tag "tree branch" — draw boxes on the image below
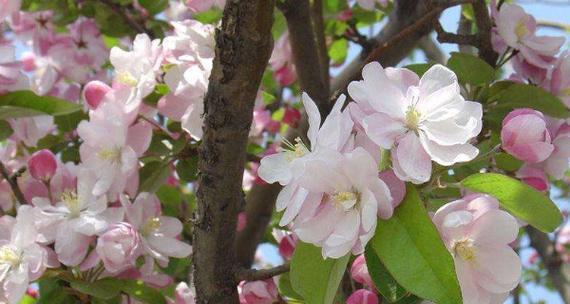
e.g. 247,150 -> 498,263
235,263 -> 290,282
417,36 -> 446,63
96,0 -> 152,37
312,0 -> 330,90
472,0 -> 498,66
279,0 -> 330,117
192,1 -> 275,303
527,227 -> 570,303
0,162 -> 27,205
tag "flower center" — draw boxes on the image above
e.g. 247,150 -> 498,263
332,190 -> 359,211
405,106 -> 421,131
116,71 -> 138,87
283,137 -> 310,162
0,246 -> 20,268
97,147 -> 122,164
61,191 -> 81,217
141,217 -> 161,236
453,239 -> 476,262
515,21 -> 528,40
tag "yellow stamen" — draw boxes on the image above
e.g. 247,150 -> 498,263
0,247 -> 20,267
405,107 -> 421,131
141,217 -> 161,236
515,21 -> 528,40
454,239 -> 476,262
116,71 -> 138,87
61,191 -> 81,217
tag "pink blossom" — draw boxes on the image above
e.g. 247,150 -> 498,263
501,109 -> 554,163
272,229 -> 298,260
32,169 -> 124,266
9,116 -> 55,147
350,255 -> 375,289
433,195 -> 521,304
28,149 -> 57,181
551,51 -> 570,108
9,11 -> 56,56
269,32 -> 297,86
540,119 -> 570,179
96,222 -> 141,273
174,282 -> 195,304
347,289 -> 379,304
556,225 -> 570,262
186,0 -> 226,13
0,45 -> 29,94
378,169 -> 406,208
355,0 -> 388,10
238,279 -> 279,304
515,165 -> 549,192
282,106 -> 302,128
0,0 -> 20,21
83,80 -> 112,110
349,63 -> 482,184
0,206 -> 50,304
121,193 -> 192,266
20,52 -> 35,72
292,148 -> 393,258
494,3 -> 564,68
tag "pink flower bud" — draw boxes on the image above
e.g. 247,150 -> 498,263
21,52 -> 36,72
238,279 -> 279,304
350,255 -> 375,289
83,80 -> 111,110
337,9 -> 353,22
515,165 -> 549,192
175,282 -> 196,304
501,109 -> 554,163
347,289 -> 379,304
278,233 -> 297,260
96,222 -> 140,273
28,149 -> 57,181
282,106 -> 301,128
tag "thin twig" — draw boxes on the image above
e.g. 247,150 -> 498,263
97,0 -> 152,37
0,162 -> 27,204
235,263 -> 290,282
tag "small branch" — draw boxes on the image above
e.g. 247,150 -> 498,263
417,36 -> 446,63
538,20 -> 570,31
97,0 -> 152,37
433,20 -> 479,46
0,162 -> 27,205
235,263 -> 290,282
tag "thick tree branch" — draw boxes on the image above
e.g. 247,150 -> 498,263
235,263 -> 290,282
192,1 -> 275,303
527,227 -> 570,303
0,162 -> 27,205
312,0 -> 330,89
279,0 -> 330,117
472,0 -> 498,66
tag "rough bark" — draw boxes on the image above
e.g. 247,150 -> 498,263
192,1 -> 274,303
527,227 -> 570,303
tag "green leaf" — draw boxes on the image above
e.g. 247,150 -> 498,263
329,39 -> 348,64
0,120 -> 13,140
193,9 -> 223,24
54,111 -> 88,133
493,84 -> 569,118
404,63 -> 435,77
139,161 -> 171,193
364,247 -> 409,302
70,278 -> 124,300
278,273 -> 303,300
290,242 -> 350,304
368,185 -> 462,304
447,52 -> 495,85
19,295 -> 37,304
494,152 -> 523,172
37,279 -> 77,304
138,0 -> 168,15
121,280 -> 167,304
461,173 -> 563,232
176,156 -> 198,182
0,91 -> 82,120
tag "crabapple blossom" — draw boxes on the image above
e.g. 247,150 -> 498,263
238,279 -> 279,304
540,119 -> 570,179
83,80 -> 111,110
9,11 -> 55,55
347,289 -> 379,304
272,229 -> 298,260
493,3 -> 565,67
556,224 -> 570,263
27,149 -> 57,181
31,169 -> 124,266
9,116 -> 55,147
292,148 -> 393,258
501,109 -> 554,163
95,222 -> 141,273
0,0 -> 20,21
0,45 -> 29,93
0,206 -> 51,304
350,254 -> 375,289
269,32 -> 297,86
378,169 -> 406,208
349,62 -> 482,184
433,195 -> 521,304
186,0 -> 226,13
551,51 -> 570,108
515,165 -> 549,192
174,282 -> 196,304
110,34 -> 162,99
120,193 -> 192,266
